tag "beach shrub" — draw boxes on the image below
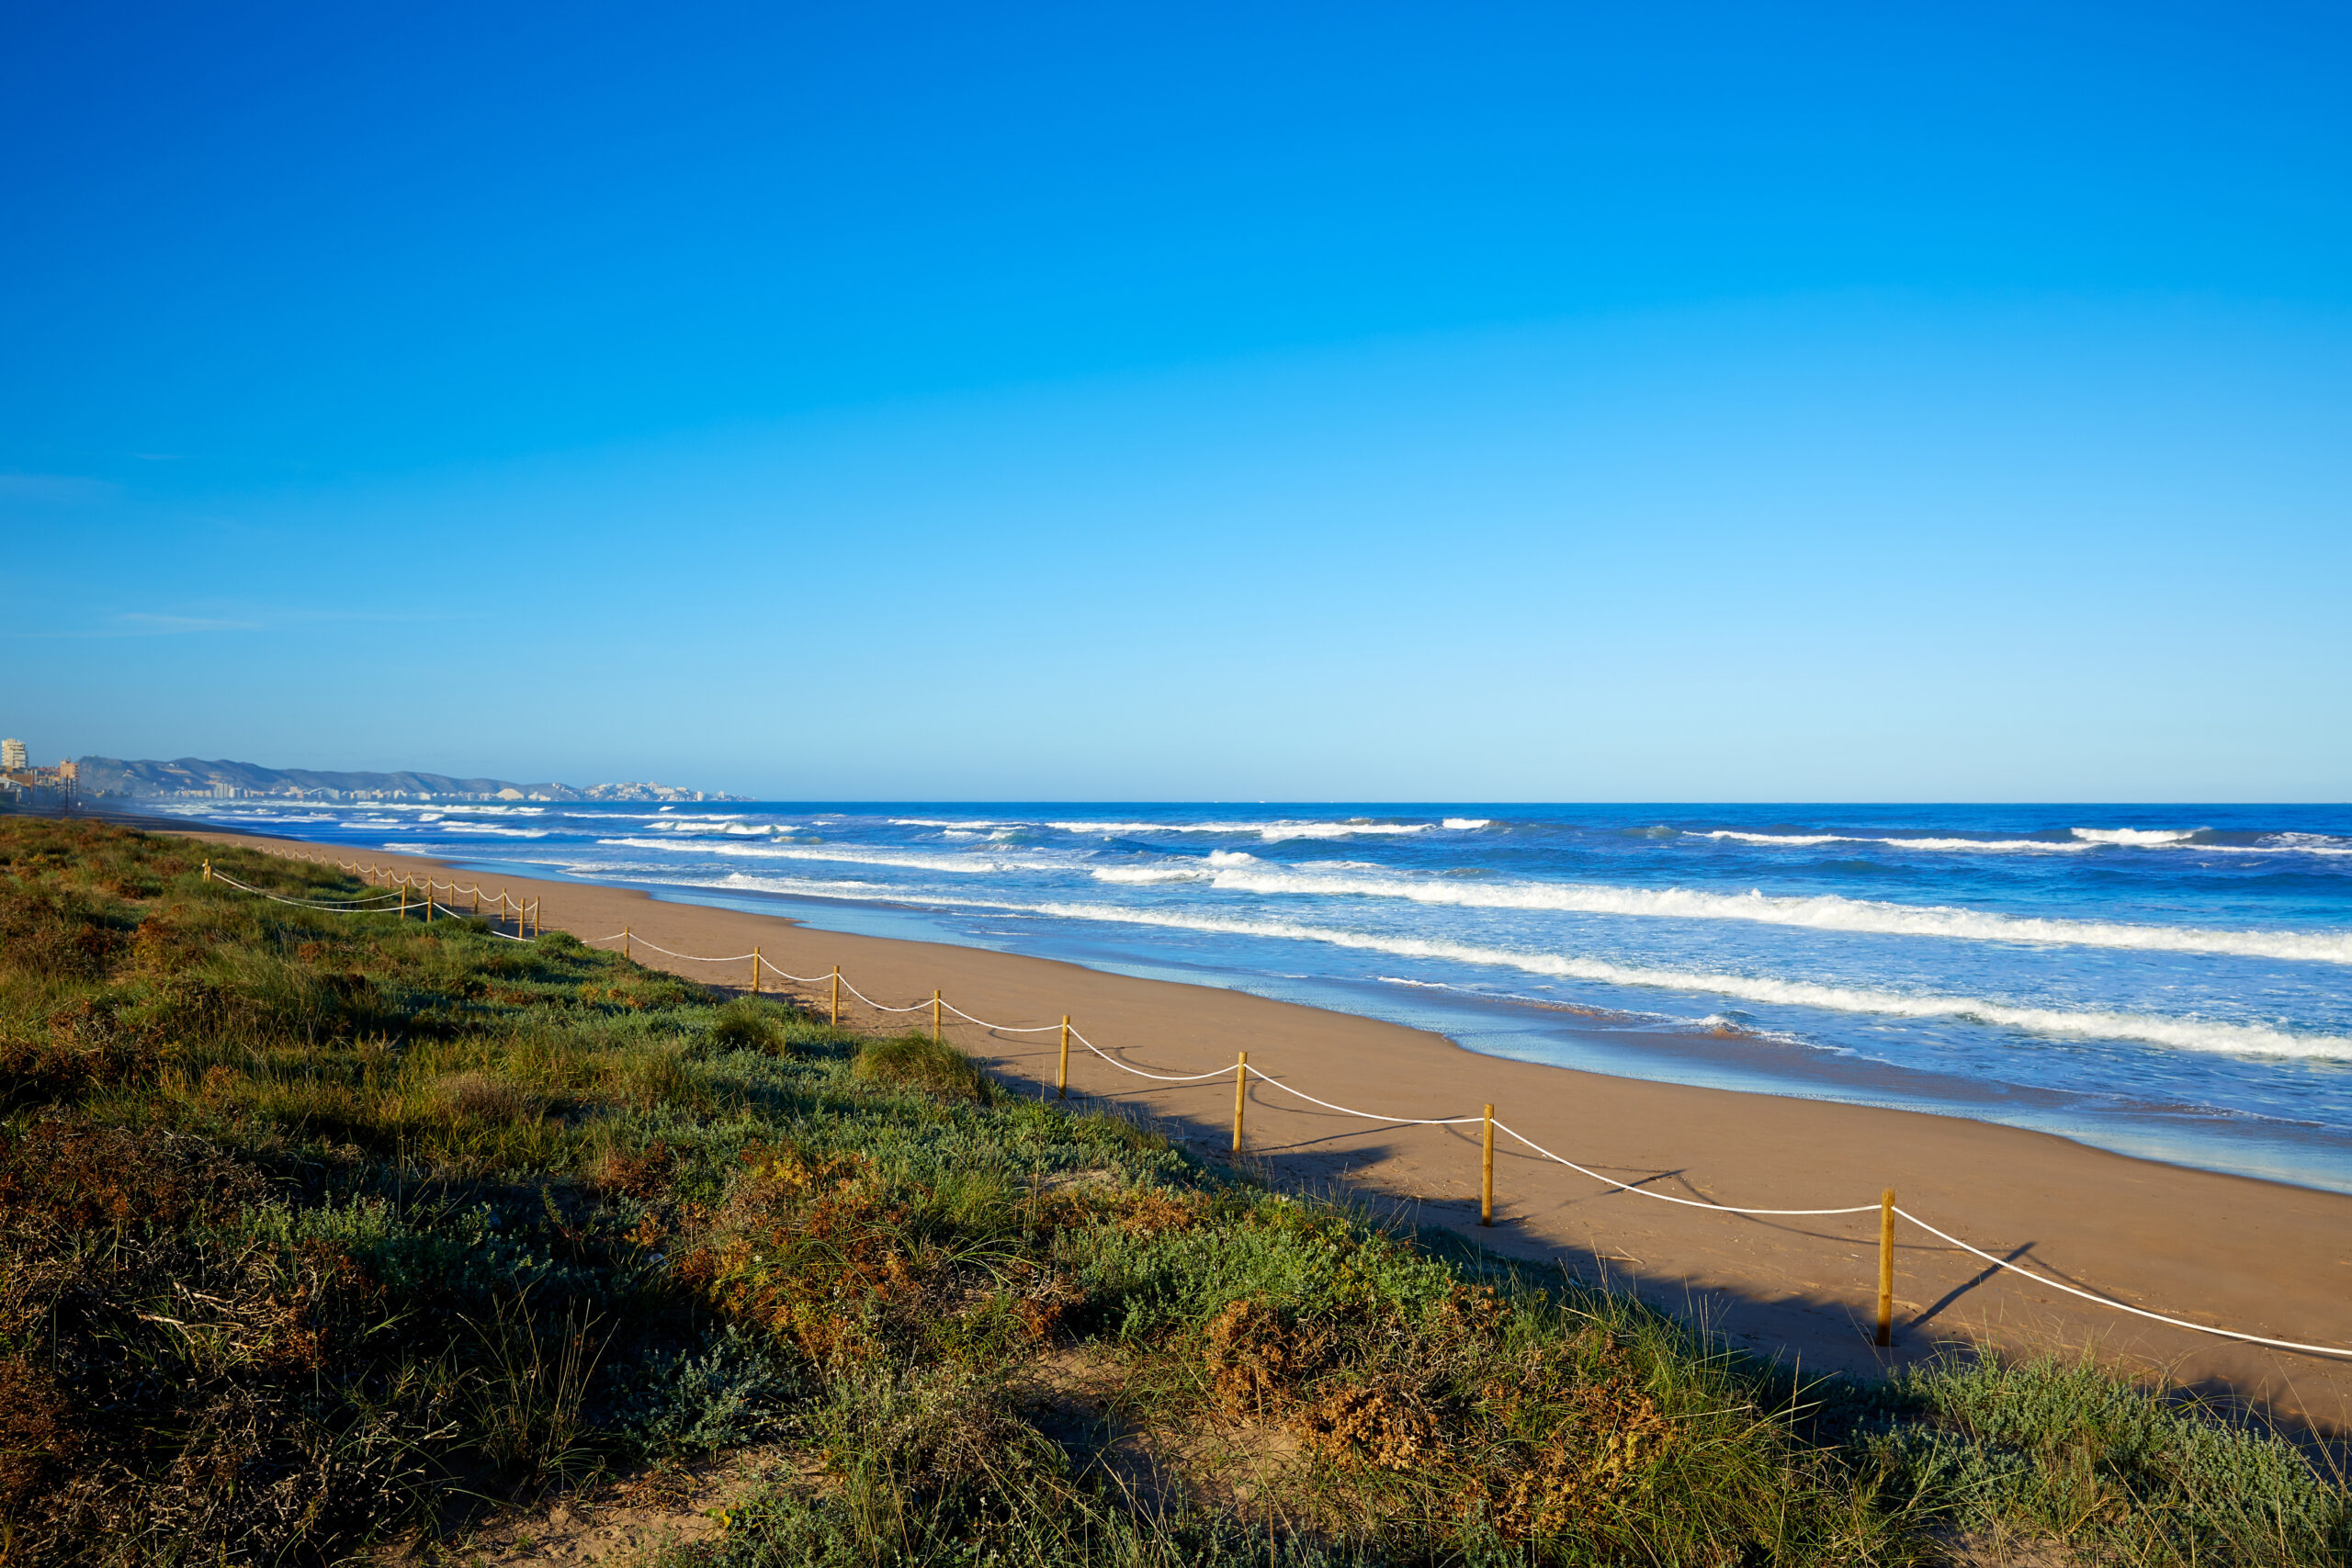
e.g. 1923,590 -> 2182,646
1861,1354 -> 2352,1562
707,995 -> 793,1055
853,1029 -> 990,1101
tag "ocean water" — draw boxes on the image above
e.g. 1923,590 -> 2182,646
162,800 -> 2352,1191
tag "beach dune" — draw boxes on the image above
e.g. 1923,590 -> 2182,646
186,828 -> 2352,1432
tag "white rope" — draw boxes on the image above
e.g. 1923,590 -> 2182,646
617,937 -> 761,963
199,866 -> 2352,1358
1494,1120 -> 1884,1216
938,999 -> 1063,1033
832,974 -> 942,1014
232,857 -> 536,933
212,870 -> 402,906
1243,1067 -> 1486,1125
1893,1208 -> 2352,1358
210,873 -> 407,911
1067,1027 -> 1242,1082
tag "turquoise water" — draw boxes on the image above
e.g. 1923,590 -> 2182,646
169,801 -> 2352,1191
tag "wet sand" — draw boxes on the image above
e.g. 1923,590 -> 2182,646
184,826 -> 2352,1430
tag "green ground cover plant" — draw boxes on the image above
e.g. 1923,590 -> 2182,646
0,816 -> 2343,1565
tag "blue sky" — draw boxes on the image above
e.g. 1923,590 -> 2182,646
5,2 -> 2346,800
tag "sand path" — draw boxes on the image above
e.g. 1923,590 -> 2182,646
183,828 -> 2352,1431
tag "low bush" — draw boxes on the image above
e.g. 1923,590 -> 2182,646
707,996 -> 792,1055
854,1029 -> 990,1101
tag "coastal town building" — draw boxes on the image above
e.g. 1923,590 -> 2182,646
1,745 -> 80,809
66,755 -> 739,805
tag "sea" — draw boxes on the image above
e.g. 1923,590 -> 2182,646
156,800 -> 2352,1193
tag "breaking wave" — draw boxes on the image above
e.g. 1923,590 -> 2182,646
1701,830 -> 2095,852
1100,863 -> 2352,964
1046,818 -> 1435,840
594,838 -> 1056,876
1698,826 -> 2352,857
1024,904 -> 2352,1061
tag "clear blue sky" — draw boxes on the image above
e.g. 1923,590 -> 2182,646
5,2 -> 2346,800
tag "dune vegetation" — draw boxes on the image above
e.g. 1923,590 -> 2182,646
0,815 -> 2344,1566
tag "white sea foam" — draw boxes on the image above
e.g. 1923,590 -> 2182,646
708,871 -> 1032,912
594,838 -> 1070,877
1156,865 -> 2352,964
2164,836 -> 2352,859
1442,818 -> 1492,829
1701,830 -> 2095,852
1698,826 -> 2352,858
1046,819 -> 1434,841
1023,903 -> 2352,1061
715,871 -> 893,897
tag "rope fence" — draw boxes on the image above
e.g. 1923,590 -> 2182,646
206,846 -> 2352,1363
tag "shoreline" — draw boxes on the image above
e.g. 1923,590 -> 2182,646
173,821 -> 2352,1430
610,875 -> 2352,1197
113,798 -> 2352,1199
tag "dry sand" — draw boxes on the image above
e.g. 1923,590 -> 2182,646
182,827 -> 2352,1431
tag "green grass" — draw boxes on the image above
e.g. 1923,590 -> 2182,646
0,817 -> 2344,1565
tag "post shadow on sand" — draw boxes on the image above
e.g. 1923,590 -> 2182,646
1909,1237 -> 2041,1335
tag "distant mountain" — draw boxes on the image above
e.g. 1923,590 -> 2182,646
75,757 -> 738,804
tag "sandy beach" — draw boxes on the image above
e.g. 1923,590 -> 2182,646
182,824 -> 2352,1431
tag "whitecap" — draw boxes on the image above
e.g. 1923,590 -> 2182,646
1090,866 -> 1211,884
1024,903 -> 2352,1061
1045,818 -> 1434,840
1178,864 -> 2352,964
2072,828 -> 2201,846
1701,830 -> 2091,852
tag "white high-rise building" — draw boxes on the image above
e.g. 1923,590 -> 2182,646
0,739 -> 26,771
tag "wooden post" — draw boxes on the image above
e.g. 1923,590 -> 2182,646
529,900 -> 538,938
932,991 -> 942,1043
202,859 -> 211,884
1876,1189 -> 1896,1348
751,947 -> 762,995
425,887 -> 434,923
623,926 -> 631,961
830,966 -> 840,1027
1232,1052 -> 1248,1152
1481,1104 -> 1495,1226
399,885 -> 407,919
1057,1016 -> 1070,1100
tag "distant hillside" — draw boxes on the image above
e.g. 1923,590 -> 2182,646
75,757 -> 736,803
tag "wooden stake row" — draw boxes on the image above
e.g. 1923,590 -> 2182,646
233,851 -> 1914,1348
